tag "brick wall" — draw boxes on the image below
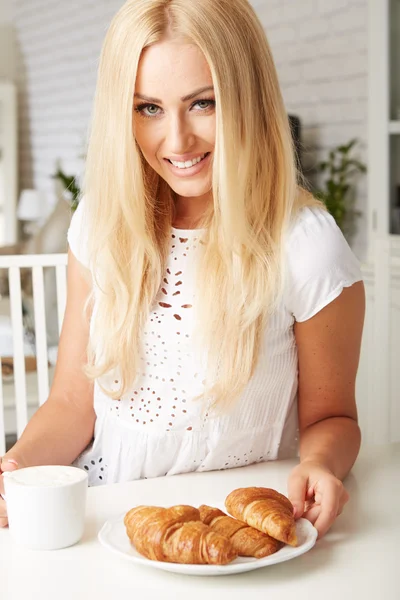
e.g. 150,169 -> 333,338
0,0 -> 15,24
0,0 -> 17,79
12,0 -> 122,216
258,0 -> 368,258
11,0 -> 368,257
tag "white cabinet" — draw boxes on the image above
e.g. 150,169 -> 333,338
360,0 -> 400,444
357,249 -> 400,446
368,0 -> 400,238
390,256 -> 400,441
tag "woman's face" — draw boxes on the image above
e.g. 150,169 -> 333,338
133,40 -> 215,203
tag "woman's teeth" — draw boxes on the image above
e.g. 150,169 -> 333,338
169,154 -> 207,169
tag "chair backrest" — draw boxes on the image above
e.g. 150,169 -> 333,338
0,253 -> 68,455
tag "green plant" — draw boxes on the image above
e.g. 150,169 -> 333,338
52,167 -> 81,212
315,138 -> 367,239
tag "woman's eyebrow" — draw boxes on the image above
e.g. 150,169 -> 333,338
134,86 -> 214,104
180,86 -> 214,102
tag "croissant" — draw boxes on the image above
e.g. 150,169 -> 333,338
199,505 -> 282,558
124,505 -> 238,565
225,487 -> 297,547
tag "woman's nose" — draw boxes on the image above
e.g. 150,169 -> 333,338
166,114 -> 196,154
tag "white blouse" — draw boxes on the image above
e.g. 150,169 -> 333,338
67,204 -> 362,486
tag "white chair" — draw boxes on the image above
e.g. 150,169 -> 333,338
0,253 -> 68,455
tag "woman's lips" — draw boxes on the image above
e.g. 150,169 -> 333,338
163,152 -> 211,178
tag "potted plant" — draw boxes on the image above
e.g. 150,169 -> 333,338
52,167 -> 81,212
315,138 -> 367,242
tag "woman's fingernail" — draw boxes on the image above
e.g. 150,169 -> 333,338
3,459 -> 18,466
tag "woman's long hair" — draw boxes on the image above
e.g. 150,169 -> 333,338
82,0 -> 323,408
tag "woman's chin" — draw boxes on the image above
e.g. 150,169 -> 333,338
166,179 -> 213,200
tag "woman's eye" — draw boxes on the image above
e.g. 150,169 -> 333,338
193,99 -> 215,111
135,104 -> 161,117
135,99 -> 215,118
145,105 -> 160,115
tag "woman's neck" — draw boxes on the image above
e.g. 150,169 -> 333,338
171,214 -> 203,230
172,192 -> 212,229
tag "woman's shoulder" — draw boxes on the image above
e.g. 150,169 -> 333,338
284,205 -> 357,272
286,204 -> 337,244
282,205 -> 362,322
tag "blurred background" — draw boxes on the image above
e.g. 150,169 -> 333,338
0,0 -> 398,450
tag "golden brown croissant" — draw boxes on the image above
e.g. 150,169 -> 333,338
199,505 -> 282,558
225,487 -> 297,547
124,505 -> 238,565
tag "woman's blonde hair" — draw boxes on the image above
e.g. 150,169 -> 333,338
82,0 -> 323,409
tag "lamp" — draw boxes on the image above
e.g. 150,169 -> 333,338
17,189 -> 47,236
17,189 -> 46,222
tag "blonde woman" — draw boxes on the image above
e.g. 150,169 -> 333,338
0,0 -> 365,539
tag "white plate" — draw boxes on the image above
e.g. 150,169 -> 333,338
98,506 -> 318,577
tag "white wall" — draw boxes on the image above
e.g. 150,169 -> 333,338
12,0 -> 123,216
253,0 -> 368,259
0,0 -> 16,80
0,2 -> 17,244
0,0 -> 15,24
12,0 -> 368,257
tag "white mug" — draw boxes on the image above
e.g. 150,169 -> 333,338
3,465 -> 88,550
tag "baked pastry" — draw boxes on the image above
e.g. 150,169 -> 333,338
124,504 -> 238,565
225,487 -> 297,546
199,505 -> 282,558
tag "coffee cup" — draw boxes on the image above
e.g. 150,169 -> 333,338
3,465 -> 88,550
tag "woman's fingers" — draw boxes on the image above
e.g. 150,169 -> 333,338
0,456 -> 20,494
0,467 -> 6,527
287,469 -> 309,519
304,480 -> 348,538
288,461 -> 350,538
0,496 -> 8,528
302,503 -> 321,525
0,498 -> 6,516
0,456 -> 20,528
335,486 -> 349,516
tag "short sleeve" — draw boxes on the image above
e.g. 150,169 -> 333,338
284,206 -> 363,322
67,199 -> 89,268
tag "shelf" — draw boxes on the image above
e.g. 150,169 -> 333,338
389,121 -> 400,134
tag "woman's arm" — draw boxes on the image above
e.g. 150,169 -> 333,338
296,279 -> 365,475
3,249 -> 96,468
288,280 -> 365,536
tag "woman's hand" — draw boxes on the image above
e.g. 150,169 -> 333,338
0,457 -> 20,528
287,460 -> 349,539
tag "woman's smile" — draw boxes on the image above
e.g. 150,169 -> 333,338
163,152 -> 212,178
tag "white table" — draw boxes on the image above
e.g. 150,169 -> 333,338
1,443 -> 399,600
